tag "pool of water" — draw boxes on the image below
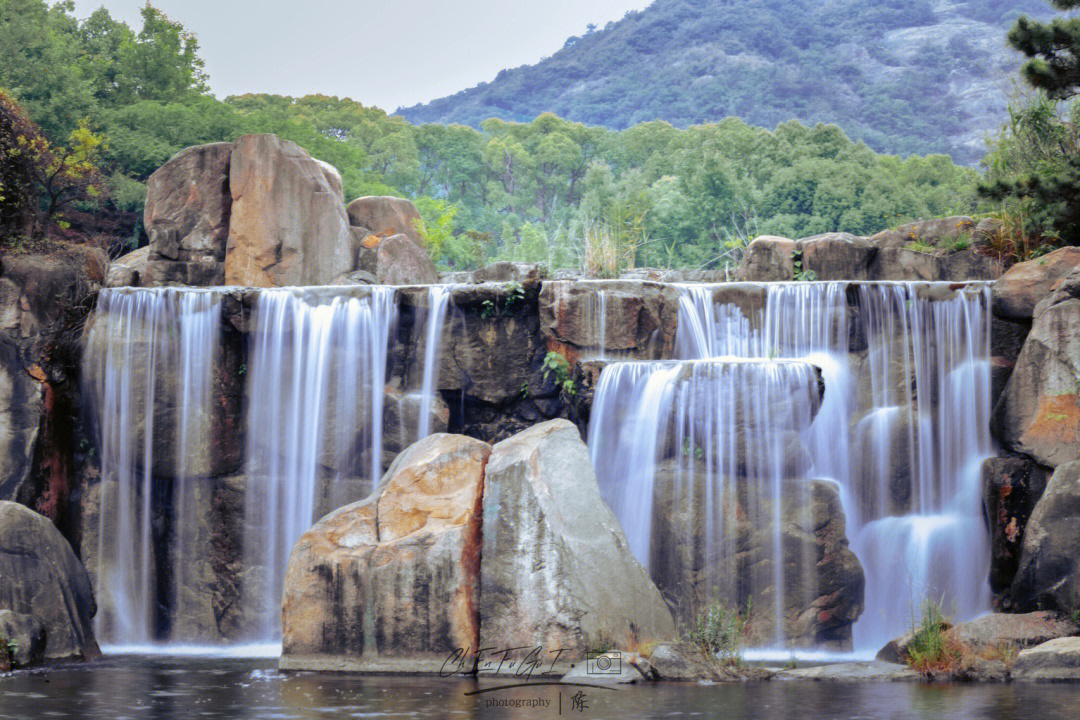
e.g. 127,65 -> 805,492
2,655 -> 1080,719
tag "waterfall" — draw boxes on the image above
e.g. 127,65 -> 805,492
83,288 -> 223,646
241,287 -> 397,640
591,281 -> 993,651
417,286 -> 450,439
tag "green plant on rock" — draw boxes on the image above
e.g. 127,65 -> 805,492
946,232 -> 972,253
542,351 -> 576,396
502,281 -> 525,315
480,299 -> 496,319
790,249 -> 817,282
684,595 -> 751,669
905,240 -> 938,254
905,596 -> 963,677
520,381 -> 529,399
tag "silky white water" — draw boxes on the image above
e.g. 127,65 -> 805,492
590,281 -> 993,651
417,286 -> 450,439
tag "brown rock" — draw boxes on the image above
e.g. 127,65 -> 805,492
798,232 -> 876,280
994,247 -> 1080,320
224,134 -> 352,287
370,233 -> 438,285
346,196 -> 426,248
280,434 -> 490,672
105,246 -> 151,288
737,235 -> 796,281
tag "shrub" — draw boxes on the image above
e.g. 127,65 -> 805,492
684,597 -> 751,668
905,597 -> 964,676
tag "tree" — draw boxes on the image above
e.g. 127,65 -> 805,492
0,91 -> 39,240
20,119 -> 106,239
1009,0 -> 1080,98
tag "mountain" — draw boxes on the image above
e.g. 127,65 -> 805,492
398,0 -> 1051,164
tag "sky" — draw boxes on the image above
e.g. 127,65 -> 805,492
67,0 -> 653,112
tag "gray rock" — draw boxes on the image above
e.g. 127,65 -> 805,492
0,501 -> 100,661
105,245 -> 151,288
994,247 -> 1080,320
0,609 -> 45,668
369,233 -> 439,285
798,232 -> 875,280
471,261 -> 548,284
648,641 -> 716,681
1013,637 -> 1080,681
1010,462 -> 1080,612
479,420 -> 676,659
737,236 -> 796,281
982,458 -> 1050,594
561,652 -> 648,684
777,661 -> 920,681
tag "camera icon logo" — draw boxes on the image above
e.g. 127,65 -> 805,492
586,651 -> 622,675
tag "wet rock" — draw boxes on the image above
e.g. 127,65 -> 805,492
651,466 -> 864,649
737,236 -> 796,281
381,385 -> 450,466
776,660 -> 920,681
798,232 -> 875,280
995,290 -> 1080,468
281,434 -> 490,672
0,501 -> 100,661
1010,461 -> 1080,612
224,134 -> 352,287
982,457 -> 1050,594
1013,637 -> 1080,681
143,142 -> 232,287
0,609 -> 45,668
346,196 -> 425,248
994,247 -> 1080,320
479,420 -> 676,659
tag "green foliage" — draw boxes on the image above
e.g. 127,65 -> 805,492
684,596 -> 751,668
1009,0 -> 1080,99
479,299 -> 496,319
541,351 -> 576,396
502,281 -> 525,314
906,597 -> 963,676
790,248 -> 817,281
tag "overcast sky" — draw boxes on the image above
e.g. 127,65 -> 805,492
67,0 -> 652,112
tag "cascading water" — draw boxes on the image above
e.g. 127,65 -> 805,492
590,280 -> 993,652
417,285 -> 450,439
241,287 -> 397,640
83,288 -> 223,646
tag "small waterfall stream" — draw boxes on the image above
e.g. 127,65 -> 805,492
417,286 -> 450,439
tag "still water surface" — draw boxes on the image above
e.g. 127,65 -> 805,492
2,656 -> 1079,719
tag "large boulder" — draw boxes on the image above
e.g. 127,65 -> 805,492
281,434 -> 490,672
1013,637 -> 1080,681
479,420 -> 676,659
224,134 -> 352,287
995,280 -> 1080,468
0,609 -> 45,668
143,142 -> 232,286
0,501 -> 100,661
798,232 -> 876,280
736,236 -> 796,281
105,245 -> 151,288
877,611 -> 1077,664
358,233 -> 438,285
982,457 -> 1050,595
346,196 -> 426,248
470,261 -> 548,285
1010,461 -> 1080,612
994,247 -> 1080,320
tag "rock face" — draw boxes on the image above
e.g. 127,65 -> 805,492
1010,461 -> 1080,612
224,134 -> 352,287
996,280 -> 1080,468
0,609 -> 45,668
105,245 -> 151,288
346,196 -> 426,248
0,501 -> 100,662
479,420 -> 675,657
143,143 -> 232,286
1013,637 -> 1080,681
737,236 -> 796,281
359,233 -> 439,286
982,457 -> 1049,595
799,232 -> 875,281
994,247 -> 1080,320
281,434 -> 490,672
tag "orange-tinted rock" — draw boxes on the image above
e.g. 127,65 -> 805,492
281,434 -> 490,672
346,196 -> 426,248
994,247 -> 1080,320
369,233 -> 439,285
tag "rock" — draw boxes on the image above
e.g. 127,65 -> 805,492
995,291 -> 1080,468
539,280 -> 678,359
479,420 -> 676,658
143,142 -> 232,287
105,245 -> 151,288
869,247 -> 1002,281
381,385 -> 450,468
367,233 -> 439,285
1014,637 -> 1080,680
314,159 -> 344,201
331,269 -> 379,286
561,651 -> 649,684
280,434 -> 490,672
798,232 -> 875,280
776,661 -> 920,682
994,247 -> 1080,320
951,612 -> 1078,653
982,457 -> 1050,594
346,196 -> 426,248
1010,461 -> 1080,612
0,501 -> 100,661
652,465 -> 864,648
0,609 -> 45,668
737,236 -> 796,281
648,641 -> 717,681
470,261 -> 548,284
224,134 -> 352,287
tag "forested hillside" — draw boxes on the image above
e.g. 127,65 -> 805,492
400,0 -> 1050,164
0,0 -> 1019,274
